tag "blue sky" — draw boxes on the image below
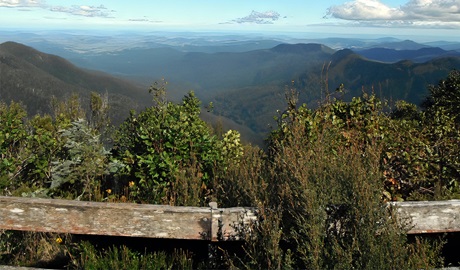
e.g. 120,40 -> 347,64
1,0 -> 460,40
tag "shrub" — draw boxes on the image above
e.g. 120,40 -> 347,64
72,242 -> 194,270
231,91 -> 443,269
112,88 -> 242,206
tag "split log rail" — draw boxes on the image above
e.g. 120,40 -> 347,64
391,200 -> 460,234
0,196 -> 255,241
1,196 -> 460,240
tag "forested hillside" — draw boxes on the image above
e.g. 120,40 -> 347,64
354,47 -> 460,63
213,48 -> 460,134
67,43 -> 335,96
3,41 -> 460,143
0,41 -> 151,125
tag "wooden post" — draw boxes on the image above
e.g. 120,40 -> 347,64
210,202 -> 257,241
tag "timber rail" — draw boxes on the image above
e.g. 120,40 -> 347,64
391,200 -> 460,234
1,196 -> 460,240
0,196 -> 256,241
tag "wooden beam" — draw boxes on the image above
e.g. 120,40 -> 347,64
2,196 -> 459,239
392,200 -> 460,234
0,196 -> 256,241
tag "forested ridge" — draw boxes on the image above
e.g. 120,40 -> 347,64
1,70 -> 460,268
0,41 -> 152,126
4,41 -> 460,143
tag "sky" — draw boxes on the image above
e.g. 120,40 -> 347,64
1,0 -> 460,40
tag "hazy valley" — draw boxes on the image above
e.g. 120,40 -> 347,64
2,30 -> 460,145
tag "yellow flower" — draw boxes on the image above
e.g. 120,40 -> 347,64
129,181 -> 135,187
56,237 -> 63,244
106,189 -> 112,194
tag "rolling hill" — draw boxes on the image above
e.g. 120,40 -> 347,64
367,40 -> 431,50
0,41 -> 152,125
0,41 -> 264,144
354,47 -> 460,63
67,43 -> 335,100
2,41 -> 460,146
212,47 -> 460,135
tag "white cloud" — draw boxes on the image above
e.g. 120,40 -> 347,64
327,0 -> 404,20
232,10 -> 281,24
402,0 -> 460,21
128,16 -> 162,23
0,0 -> 42,7
50,4 -> 113,18
0,0 -> 114,18
326,0 -> 460,28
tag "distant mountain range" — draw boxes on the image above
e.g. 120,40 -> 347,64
66,40 -> 460,135
368,40 -> 431,50
0,41 -> 263,144
211,46 -> 460,135
354,46 -> 460,63
1,40 -> 460,145
64,43 -> 335,99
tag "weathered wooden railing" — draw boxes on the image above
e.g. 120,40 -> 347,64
391,200 -> 460,234
1,196 -> 460,240
0,196 -> 256,241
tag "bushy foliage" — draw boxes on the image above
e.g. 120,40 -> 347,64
384,70 -> 460,200
217,144 -> 267,207
423,70 -> 460,125
0,101 -> 29,191
232,90 -> 443,269
112,86 -> 242,205
72,242 -> 195,270
49,118 -> 111,200
4,71 -> 460,268
0,93 -> 112,199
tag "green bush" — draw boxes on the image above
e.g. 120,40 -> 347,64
0,231 -> 69,268
230,91 -> 443,269
3,74 -> 458,268
385,70 -> 460,200
112,89 -> 242,206
0,101 -> 29,192
73,242 -> 194,270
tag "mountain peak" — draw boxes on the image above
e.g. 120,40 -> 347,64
374,40 -> 431,50
331,49 -> 358,61
1,41 -> 41,55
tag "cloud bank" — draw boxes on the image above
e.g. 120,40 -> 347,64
0,0 -> 115,18
231,10 -> 281,24
0,0 -> 41,7
128,17 -> 162,23
326,0 -> 460,28
50,5 -> 113,18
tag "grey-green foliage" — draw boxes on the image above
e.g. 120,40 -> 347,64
50,118 -> 109,199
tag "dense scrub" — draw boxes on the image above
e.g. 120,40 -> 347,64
1,71 -> 460,268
